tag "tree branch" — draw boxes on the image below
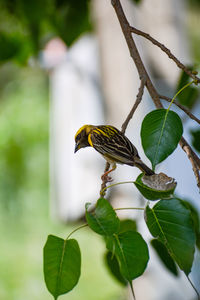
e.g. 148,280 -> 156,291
121,78 -> 146,134
179,136 -> 200,169
111,0 -> 200,187
159,94 -> 200,125
129,26 -> 200,84
111,0 -> 162,109
183,146 -> 200,188
100,78 -> 146,196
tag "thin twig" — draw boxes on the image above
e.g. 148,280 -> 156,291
179,136 -> 200,169
100,79 -> 146,195
115,207 -> 144,211
121,78 -> 146,134
159,94 -> 200,125
111,0 -> 200,188
66,224 -> 88,240
183,146 -> 200,188
101,180 -> 135,196
111,0 -> 162,109
129,25 -> 200,84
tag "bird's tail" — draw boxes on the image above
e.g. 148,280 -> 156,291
134,157 -> 155,176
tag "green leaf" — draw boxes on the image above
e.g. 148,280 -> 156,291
176,66 -> 192,90
0,33 -> 21,62
134,173 -> 176,200
118,219 -> 137,233
52,0 -> 92,46
190,129 -> 200,153
17,0 -> 51,52
0,0 -> 92,62
151,239 -> 178,276
19,0 -> 49,24
85,198 -> 120,235
176,68 -> 199,108
107,231 -> 149,281
183,201 -> 200,250
177,87 -> 198,109
141,109 -> 183,169
105,235 -> 115,253
43,235 -> 81,299
131,0 -> 142,4
104,251 -> 127,286
145,199 -> 196,275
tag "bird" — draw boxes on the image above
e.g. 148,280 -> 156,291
74,124 -> 154,180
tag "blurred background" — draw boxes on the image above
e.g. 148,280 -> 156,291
0,0 -> 200,299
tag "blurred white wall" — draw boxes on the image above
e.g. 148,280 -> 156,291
42,36 -> 104,221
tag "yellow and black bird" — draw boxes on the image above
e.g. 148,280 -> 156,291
74,125 -> 154,179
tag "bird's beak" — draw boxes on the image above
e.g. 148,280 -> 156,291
74,143 -> 80,153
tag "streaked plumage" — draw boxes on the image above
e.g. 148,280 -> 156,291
74,125 -> 154,176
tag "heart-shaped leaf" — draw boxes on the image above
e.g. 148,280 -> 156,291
151,239 -> 178,276
43,235 -> 81,299
145,198 -> 196,275
85,198 -> 120,235
53,0 -> 92,46
183,200 -> 200,249
107,231 -> 149,282
104,251 -> 127,286
141,109 -> 183,169
118,219 -> 137,233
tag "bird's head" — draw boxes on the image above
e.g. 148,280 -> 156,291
74,125 -> 94,153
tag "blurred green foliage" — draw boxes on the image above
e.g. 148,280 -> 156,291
0,0 -> 92,63
0,65 -> 49,299
0,66 -> 124,300
187,2 -> 200,63
0,66 -> 49,212
0,33 -> 22,61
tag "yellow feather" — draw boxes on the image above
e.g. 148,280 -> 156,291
93,128 -> 109,137
88,133 -> 93,147
107,126 -> 118,133
74,124 -> 94,139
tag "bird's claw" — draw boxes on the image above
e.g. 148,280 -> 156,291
101,174 -> 113,182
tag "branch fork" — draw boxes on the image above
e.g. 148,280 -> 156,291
109,0 -> 200,190
100,0 -> 200,195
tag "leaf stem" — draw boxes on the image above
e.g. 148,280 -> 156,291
101,181 -> 134,196
167,80 -> 194,111
66,224 -> 88,240
115,207 -> 144,211
129,281 -> 136,300
186,275 -> 200,299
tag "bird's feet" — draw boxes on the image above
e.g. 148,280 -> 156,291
101,173 -> 113,182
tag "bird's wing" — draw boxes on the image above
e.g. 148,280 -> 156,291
89,131 -> 136,165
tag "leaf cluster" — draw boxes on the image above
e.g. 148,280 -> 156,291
0,0 -> 92,64
43,196 -> 198,299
